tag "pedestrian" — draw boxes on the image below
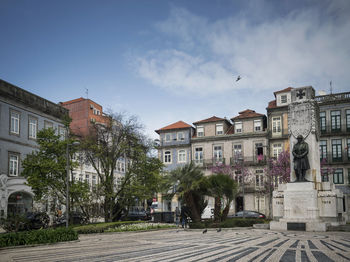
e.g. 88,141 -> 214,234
175,207 -> 180,227
180,205 -> 188,228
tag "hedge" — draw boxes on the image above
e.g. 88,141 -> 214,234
74,221 -> 146,234
0,227 -> 78,248
189,218 -> 268,229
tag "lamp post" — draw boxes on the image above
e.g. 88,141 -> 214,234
66,141 -> 80,228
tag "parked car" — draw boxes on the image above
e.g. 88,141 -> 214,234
228,210 -> 266,219
53,211 -> 88,227
25,212 -> 50,230
122,207 -> 149,221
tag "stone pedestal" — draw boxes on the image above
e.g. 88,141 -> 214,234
270,86 -> 345,232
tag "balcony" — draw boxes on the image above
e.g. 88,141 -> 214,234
315,92 -> 350,103
192,158 -> 226,167
320,151 -> 350,165
320,123 -> 350,136
230,156 -> 267,166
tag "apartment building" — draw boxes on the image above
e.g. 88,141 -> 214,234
0,79 -> 68,219
154,121 -> 194,211
156,88 -> 350,218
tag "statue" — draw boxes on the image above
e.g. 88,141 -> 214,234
292,135 -> 310,182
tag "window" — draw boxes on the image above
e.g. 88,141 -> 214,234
233,144 -> 242,159
321,172 -> 329,182
28,117 -> 38,139
273,143 -> 282,158
177,132 -> 184,141
44,121 -> 53,129
197,126 -> 204,137
164,151 -> 171,163
93,108 -> 100,115
255,196 -> 265,212
235,122 -> 242,133
320,112 -> 326,133
178,149 -> 186,163
10,110 -> 20,135
332,139 -> 342,162
255,143 -> 263,160
79,174 -> 83,182
281,95 -> 287,104
235,170 -> 242,184
9,153 -> 19,176
272,117 -> 281,134
254,120 -> 261,132
319,140 -> 327,160
347,139 -> 350,160
92,175 -> 97,186
195,147 -> 203,164
213,145 -> 223,161
117,161 -> 125,172
85,174 -> 90,183
348,169 -> 350,186
347,110 -> 350,131
255,170 -> 264,188
165,134 -> 171,142
331,110 -> 341,132
58,126 -> 66,139
333,169 -> 344,184
216,124 -> 223,135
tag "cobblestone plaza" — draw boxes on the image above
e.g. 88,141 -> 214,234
1,229 -> 349,261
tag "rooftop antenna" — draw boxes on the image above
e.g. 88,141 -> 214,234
329,81 -> 333,94
85,88 -> 89,99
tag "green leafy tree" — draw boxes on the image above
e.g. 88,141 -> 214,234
168,163 -> 208,223
22,128 -> 90,219
80,112 -> 164,222
208,165 -> 238,222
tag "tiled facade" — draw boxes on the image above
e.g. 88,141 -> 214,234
156,88 -> 350,219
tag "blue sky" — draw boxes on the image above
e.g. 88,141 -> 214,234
1,0 -> 349,139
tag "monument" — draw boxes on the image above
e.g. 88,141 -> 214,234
270,86 -> 344,232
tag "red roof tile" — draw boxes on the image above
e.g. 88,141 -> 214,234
231,109 -> 265,120
267,100 -> 277,109
193,116 -> 229,125
274,87 -> 293,97
60,97 -> 85,105
155,121 -> 192,134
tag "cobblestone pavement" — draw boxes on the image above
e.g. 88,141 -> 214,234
1,229 -> 350,262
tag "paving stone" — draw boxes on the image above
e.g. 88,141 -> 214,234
0,229 -> 350,261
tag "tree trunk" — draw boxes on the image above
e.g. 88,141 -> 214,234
184,191 -> 201,223
214,196 -> 221,222
221,201 -> 231,221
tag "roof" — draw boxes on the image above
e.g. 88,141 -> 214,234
60,97 -> 85,105
267,100 -> 277,109
231,109 -> 265,121
273,87 -> 293,97
193,116 -> 230,125
155,121 -> 192,134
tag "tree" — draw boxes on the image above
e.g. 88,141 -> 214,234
206,167 -> 238,222
265,150 -> 290,218
168,163 -> 208,223
80,112 -> 164,222
22,128 -> 90,219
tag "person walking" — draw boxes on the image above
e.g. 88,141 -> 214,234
175,207 -> 180,227
180,205 -> 188,228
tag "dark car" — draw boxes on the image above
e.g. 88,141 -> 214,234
25,212 -> 50,229
229,210 -> 266,219
122,207 -> 149,221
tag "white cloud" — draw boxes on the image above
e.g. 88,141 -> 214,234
135,1 -> 350,95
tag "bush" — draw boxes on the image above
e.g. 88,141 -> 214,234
74,221 -> 146,234
0,227 -> 78,248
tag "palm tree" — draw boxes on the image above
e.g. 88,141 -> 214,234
169,163 -> 207,223
206,173 -> 238,222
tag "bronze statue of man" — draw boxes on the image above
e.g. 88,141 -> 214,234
292,135 -> 310,182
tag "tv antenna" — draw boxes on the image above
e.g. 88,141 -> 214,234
85,88 -> 89,99
329,81 -> 333,94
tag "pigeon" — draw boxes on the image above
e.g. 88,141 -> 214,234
202,229 -> 207,234
217,228 -> 221,232
236,75 -> 241,82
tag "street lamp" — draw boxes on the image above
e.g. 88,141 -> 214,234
66,141 -> 80,228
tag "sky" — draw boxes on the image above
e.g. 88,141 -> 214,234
1,0 -> 349,140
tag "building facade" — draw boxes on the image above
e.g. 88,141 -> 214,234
155,88 -> 350,218
0,79 -> 68,219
